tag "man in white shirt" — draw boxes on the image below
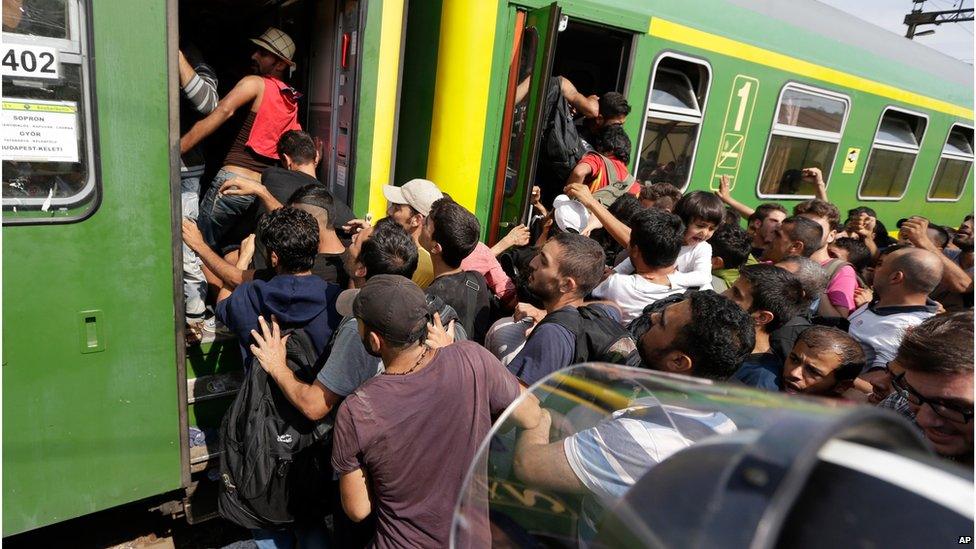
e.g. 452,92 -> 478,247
849,247 -> 943,374
591,208 -> 689,323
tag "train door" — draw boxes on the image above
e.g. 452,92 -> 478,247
488,3 -> 562,242
488,6 -> 634,242
306,0 -> 363,207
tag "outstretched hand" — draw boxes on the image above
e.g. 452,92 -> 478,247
714,174 -> 732,202
249,315 -> 289,375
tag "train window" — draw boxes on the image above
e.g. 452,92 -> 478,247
859,108 -> 927,200
635,55 -> 711,191
758,84 -> 849,198
927,124 -> 973,202
2,0 -> 98,223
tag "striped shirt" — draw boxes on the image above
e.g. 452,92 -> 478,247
564,399 -> 737,504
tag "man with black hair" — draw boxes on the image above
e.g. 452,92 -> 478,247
216,130 -> 355,237
420,198 -> 493,343
709,223 -> 753,292
793,198 -> 858,319
591,208 -> 688,323
507,233 -> 640,385
714,175 -> 787,260
782,326 -> 864,397
215,207 -> 341,362
182,183 -> 350,291
723,264 -> 806,390
248,217 -> 470,426
761,215 -> 823,263
828,237 -> 871,280
577,91 -> 631,150
513,290 -> 753,511
317,275 -> 542,547
566,125 -> 639,196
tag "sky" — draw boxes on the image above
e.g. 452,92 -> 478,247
817,0 -> 974,63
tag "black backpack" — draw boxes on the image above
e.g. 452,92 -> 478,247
535,305 -> 642,367
543,77 -> 585,182
218,328 -> 334,529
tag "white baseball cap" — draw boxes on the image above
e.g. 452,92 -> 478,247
382,179 -> 444,217
552,194 -> 590,234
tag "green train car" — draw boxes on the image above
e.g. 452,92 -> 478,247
2,0 -> 973,538
393,0 -> 973,241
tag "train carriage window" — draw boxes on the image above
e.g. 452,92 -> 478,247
2,0 -> 98,223
858,108 -> 927,200
927,124 -> 973,202
758,84 -> 849,198
635,55 -> 711,191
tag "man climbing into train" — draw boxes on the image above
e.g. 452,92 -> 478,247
180,27 -> 303,257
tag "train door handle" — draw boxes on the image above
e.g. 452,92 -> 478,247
78,310 -> 105,353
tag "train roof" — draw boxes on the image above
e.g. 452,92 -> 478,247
540,0 -> 974,115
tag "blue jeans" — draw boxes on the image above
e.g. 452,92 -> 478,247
181,174 -> 207,319
198,168 -> 259,253
251,524 -> 330,549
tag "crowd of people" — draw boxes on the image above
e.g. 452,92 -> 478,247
176,26 -> 973,549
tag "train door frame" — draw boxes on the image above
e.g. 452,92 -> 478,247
487,3 -> 637,242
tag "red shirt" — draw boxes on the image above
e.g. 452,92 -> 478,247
579,152 -> 640,195
246,77 -> 302,159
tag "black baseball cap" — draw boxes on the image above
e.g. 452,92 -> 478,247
352,274 -> 429,344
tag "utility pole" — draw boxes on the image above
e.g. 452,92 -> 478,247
905,0 -> 974,39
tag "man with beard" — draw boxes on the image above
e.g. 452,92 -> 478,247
929,214 -> 974,311
506,233 -> 640,386
182,28 -> 303,253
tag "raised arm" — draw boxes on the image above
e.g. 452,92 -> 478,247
179,50 -> 218,115
714,175 -> 754,220
559,76 -> 599,118
180,75 -> 262,154
564,182 -> 631,248
182,219 -> 249,289
903,217 -> 974,294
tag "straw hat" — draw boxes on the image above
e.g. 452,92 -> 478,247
250,27 -> 296,66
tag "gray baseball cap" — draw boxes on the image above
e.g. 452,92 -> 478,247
382,179 -> 444,217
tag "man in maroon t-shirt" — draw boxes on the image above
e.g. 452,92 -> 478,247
330,275 -> 542,548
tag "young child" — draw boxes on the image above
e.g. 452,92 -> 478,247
612,191 -> 723,290
667,191 -> 725,289
781,326 -> 865,397
708,222 -> 754,292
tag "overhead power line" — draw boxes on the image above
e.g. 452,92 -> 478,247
905,0 -> 975,38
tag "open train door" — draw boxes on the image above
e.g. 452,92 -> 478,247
488,3 -> 562,243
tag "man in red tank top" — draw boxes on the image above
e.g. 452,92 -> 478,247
181,28 -> 303,255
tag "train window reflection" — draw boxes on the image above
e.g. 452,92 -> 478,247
503,26 -> 539,198
758,84 -> 849,198
928,124 -> 974,202
2,0 -> 98,223
859,108 -> 927,200
636,55 -> 711,191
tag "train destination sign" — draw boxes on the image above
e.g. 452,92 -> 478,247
1,99 -> 80,163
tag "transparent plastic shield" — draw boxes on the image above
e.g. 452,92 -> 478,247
450,364 -> 854,548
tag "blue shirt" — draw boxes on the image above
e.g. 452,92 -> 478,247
731,352 -> 782,391
216,273 -> 341,361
